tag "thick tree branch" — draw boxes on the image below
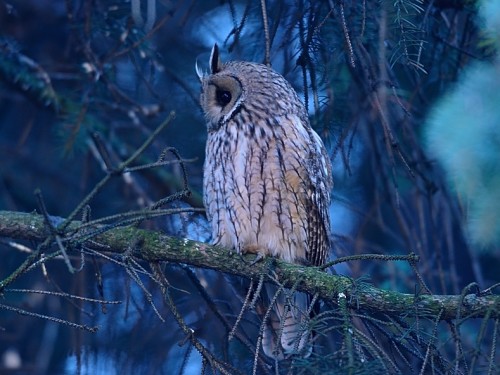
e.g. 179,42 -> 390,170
0,210 -> 499,320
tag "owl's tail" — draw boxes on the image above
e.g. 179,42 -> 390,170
261,284 -> 312,359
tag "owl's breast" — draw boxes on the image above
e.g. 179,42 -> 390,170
203,119 -> 310,263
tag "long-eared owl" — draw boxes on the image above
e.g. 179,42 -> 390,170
198,44 -> 333,358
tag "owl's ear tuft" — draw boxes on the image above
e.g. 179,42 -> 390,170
195,59 -> 204,82
210,43 -> 222,74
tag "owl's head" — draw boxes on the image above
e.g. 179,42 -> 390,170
197,44 -> 305,131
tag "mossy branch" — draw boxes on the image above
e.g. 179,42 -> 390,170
1,210 -> 499,320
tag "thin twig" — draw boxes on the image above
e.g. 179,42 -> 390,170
0,303 -> 98,332
61,111 -> 176,231
260,0 -> 271,66
321,252 -> 419,270
150,262 -> 241,375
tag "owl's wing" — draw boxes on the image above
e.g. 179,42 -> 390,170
282,114 -> 333,267
304,124 -> 333,266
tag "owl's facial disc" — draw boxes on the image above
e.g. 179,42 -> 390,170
202,75 -> 243,130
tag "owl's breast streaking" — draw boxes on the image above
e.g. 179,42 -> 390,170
203,108 -> 328,265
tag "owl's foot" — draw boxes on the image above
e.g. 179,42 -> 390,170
240,244 -> 266,265
249,252 -> 265,265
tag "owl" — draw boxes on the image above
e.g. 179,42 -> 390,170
198,44 -> 333,358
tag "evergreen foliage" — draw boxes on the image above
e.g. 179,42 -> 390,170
426,0 -> 500,250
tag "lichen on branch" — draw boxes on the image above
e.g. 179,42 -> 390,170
1,210 -> 498,321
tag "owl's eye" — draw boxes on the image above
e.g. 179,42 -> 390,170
216,89 -> 232,106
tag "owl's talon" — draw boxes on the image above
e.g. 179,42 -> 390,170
237,252 -> 248,263
249,252 -> 265,265
239,245 -> 266,265
239,252 -> 265,265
